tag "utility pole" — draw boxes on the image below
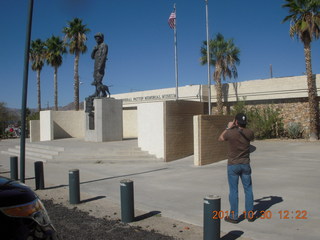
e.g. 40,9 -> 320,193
205,0 -> 211,114
20,0 -> 34,183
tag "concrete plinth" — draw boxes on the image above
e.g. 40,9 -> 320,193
85,98 -> 123,142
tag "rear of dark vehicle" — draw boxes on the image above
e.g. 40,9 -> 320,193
0,177 -> 59,239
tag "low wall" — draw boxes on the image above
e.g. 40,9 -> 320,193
138,102 -> 165,158
40,111 -> 53,141
194,115 -> 233,166
164,101 -> 205,162
53,111 -> 85,139
138,100 -> 205,161
40,110 -> 85,141
123,107 -> 137,139
30,120 -> 40,142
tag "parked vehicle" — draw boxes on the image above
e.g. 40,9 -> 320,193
0,176 -> 59,239
4,125 -> 21,138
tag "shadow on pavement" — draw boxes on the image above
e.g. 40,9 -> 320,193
134,211 -> 162,221
42,168 -> 168,190
221,230 -> 244,240
238,195 -> 283,222
44,184 -> 68,190
80,168 -> 168,185
81,195 -> 106,204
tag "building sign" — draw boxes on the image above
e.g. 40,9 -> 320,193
121,94 -> 176,103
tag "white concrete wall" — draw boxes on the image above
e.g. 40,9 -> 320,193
193,116 -> 200,166
138,102 -> 165,159
40,111 -> 53,141
123,108 -> 137,139
29,120 -> 40,142
40,110 -> 85,141
52,111 -> 85,139
85,98 -> 123,142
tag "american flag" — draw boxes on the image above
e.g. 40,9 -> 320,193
168,11 -> 176,29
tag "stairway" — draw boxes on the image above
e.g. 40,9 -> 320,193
1,139 -> 161,163
1,143 -> 64,163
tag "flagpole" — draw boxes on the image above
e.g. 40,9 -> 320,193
174,3 -> 179,100
205,0 -> 211,114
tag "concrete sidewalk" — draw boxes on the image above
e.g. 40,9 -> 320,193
0,138 -> 319,240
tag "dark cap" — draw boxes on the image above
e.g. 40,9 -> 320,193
94,32 -> 104,40
235,113 -> 247,125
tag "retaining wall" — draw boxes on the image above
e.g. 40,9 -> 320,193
193,115 -> 233,166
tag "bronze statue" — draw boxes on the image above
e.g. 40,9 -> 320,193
85,32 -> 110,117
90,32 -> 110,98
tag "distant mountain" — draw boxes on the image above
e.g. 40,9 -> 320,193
59,101 -> 84,111
8,101 -> 84,114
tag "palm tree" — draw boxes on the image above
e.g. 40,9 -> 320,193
62,18 -> 90,111
45,35 -> 67,111
200,33 -> 240,115
282,0 -> 320,140
30,39 -> 46,112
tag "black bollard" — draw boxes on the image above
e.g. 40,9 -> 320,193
203,195 -> 221,240
34,161 -> 45,190
69,169 -> 80,204
120,179 -> 134,223
10,156 -> 18,180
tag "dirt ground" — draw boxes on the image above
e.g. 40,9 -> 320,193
35,184 -> 203,240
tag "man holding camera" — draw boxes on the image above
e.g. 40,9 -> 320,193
218,113 -> 255,223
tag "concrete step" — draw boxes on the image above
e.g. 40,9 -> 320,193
57,152 -> 160,162
112,150 -> 152,157
1,150 -> 48,163
25,143 -> 64,152
15,146 -> 60,156
1,139 -> 160,164
1,143 -> 65,163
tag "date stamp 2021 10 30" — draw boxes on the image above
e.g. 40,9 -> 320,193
212,210 -> 309,220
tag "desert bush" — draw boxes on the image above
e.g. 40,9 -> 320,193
246,106 -> 284,139
286,122 -> 303,139
230,102 -> 284,139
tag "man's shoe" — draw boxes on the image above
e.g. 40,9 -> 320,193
224,216 -> 239,224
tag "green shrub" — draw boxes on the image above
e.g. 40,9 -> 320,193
286,122 -> 303,139
230,99 -> 246,116
230,102 -> 284,139
246,106 -> 284,139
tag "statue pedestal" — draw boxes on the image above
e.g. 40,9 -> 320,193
85,98 -> 123,142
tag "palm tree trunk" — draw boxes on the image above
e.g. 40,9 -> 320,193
214,67 -> 223,115
37,70 -> 41,112
216,80 -> 223,115
304,41 -> 319,140
54,66 -> 58,111
74,51 -> 80,111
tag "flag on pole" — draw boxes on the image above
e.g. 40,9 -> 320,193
168,4 -> 179,100
168,11 -> 176,29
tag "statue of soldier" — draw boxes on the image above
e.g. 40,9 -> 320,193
90,32 -> 110,97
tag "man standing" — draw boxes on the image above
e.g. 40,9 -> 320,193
218,113 -> 255,223
91,32 -> 108,97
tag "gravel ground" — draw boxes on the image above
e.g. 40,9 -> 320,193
43,199 -> 177,240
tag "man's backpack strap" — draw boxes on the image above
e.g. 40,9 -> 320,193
238,128 -> 251,142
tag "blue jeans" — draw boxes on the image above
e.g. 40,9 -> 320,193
227,164 -> 254,220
